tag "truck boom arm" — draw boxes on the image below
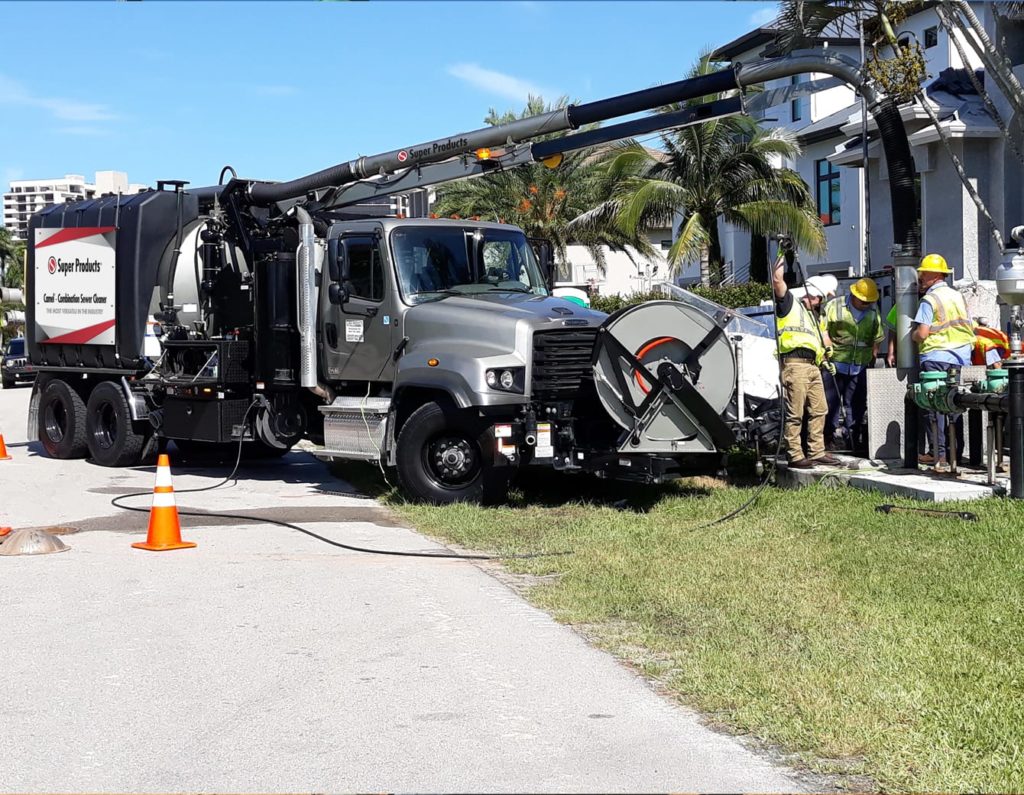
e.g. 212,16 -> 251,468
244,68 -> 741,206
319,96 -> 744,211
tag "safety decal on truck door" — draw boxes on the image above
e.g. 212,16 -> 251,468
345,319 -> 364,343
34,226 -> 117,345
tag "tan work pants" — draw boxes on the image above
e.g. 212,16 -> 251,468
781,358 -> 827,462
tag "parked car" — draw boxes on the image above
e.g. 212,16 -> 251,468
2,337 -> 33,388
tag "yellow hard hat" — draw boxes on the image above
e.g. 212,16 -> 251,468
849,277 -> 879,303
918,253 -> 952,274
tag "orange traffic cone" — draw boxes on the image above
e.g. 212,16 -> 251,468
0,424 -> 12,461
132,454 -> 196,551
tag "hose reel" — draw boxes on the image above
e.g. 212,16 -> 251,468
592,300 -> 737,453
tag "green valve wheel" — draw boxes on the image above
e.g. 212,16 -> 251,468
982,368 -> 1009,393
919,370 -> 948,390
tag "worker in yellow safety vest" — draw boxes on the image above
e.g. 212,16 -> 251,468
821,277 -> 883,451
772,249 -> 840,469
912,253 -> 976,471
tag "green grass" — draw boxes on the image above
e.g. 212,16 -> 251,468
337,463 -> 1024,792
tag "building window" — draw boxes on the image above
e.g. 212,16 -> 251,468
660,239 -> 672,251
924,26 -> 938,48
816,159 -> 841,226
790,75 -> 805,122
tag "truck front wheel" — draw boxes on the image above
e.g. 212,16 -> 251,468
38,379 -> 89,459
396,401 -> 509,505
85,381 -> 148,467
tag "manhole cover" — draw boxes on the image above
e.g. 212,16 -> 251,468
0,528 -> 70,556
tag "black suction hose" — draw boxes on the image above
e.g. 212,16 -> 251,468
872,99 -> 921,255
248,162 -> 357,205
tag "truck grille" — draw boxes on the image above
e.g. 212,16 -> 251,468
531,329 -> 598,400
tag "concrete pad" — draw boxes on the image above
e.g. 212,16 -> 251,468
776,454 -> 1004,502
846,470 -> 1002,502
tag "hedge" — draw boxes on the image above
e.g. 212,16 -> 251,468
588,283 -> 772,313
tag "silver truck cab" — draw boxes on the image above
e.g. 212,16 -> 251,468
316,218 -> 736,504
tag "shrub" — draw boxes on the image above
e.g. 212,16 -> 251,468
588,283 -> 773,314
588,291 -> 666,314
690,283 -> 773,309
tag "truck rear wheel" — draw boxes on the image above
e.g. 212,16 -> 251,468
85,381 -> 148,467
396,401 -> 509,505
38,379 -> 89,459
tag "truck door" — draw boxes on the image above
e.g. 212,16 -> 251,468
321,235 -> 394,382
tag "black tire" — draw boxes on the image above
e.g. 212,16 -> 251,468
2,377 -> 13,389
395,401 -> 510,505
38,379 -> 89,459
85,381 -> 148,467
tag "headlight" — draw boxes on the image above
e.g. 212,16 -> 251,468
485,367 -> 525,394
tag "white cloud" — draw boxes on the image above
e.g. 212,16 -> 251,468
446,63 -> 556,102
250,84 -> 299,97
0,74 -> 117,122
748,5 -> 779,27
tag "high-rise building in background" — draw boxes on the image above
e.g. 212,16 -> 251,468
2,171 -> 147,240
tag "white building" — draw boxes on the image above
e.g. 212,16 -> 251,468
559,228 -> 674,297
3,171 -> 147,240
709,1 -> 1018,284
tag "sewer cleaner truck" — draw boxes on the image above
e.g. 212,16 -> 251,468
25,59 -> 903,504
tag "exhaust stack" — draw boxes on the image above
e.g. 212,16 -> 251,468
295,207 -> 317,390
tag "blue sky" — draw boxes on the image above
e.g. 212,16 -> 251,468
0,1 -> 776,189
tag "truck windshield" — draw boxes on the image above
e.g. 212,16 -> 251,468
391,226 -> 548,304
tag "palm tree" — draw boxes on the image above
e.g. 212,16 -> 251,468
581,54 -> 825,286
434,97 -> 654,281
0,228 -> 25,290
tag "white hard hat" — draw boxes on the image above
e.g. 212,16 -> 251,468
807,275 -> 837,298
794,275 -> 837,301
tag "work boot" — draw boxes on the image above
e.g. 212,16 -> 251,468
788,458 -> 814,469
918,453 -> 935,465
811,454 -> 841,466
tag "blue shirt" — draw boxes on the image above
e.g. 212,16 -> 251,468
914,285 -> 973,365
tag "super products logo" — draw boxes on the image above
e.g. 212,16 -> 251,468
45,257 -> 102,276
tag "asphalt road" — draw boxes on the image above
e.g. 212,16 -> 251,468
0,383 -> 804,793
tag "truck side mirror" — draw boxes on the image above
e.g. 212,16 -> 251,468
327,239 -> 352,305
328,238 -> 345,282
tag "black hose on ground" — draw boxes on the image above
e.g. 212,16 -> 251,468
110,400 -> 567,561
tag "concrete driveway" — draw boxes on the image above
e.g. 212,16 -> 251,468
0,384 -> 804,793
